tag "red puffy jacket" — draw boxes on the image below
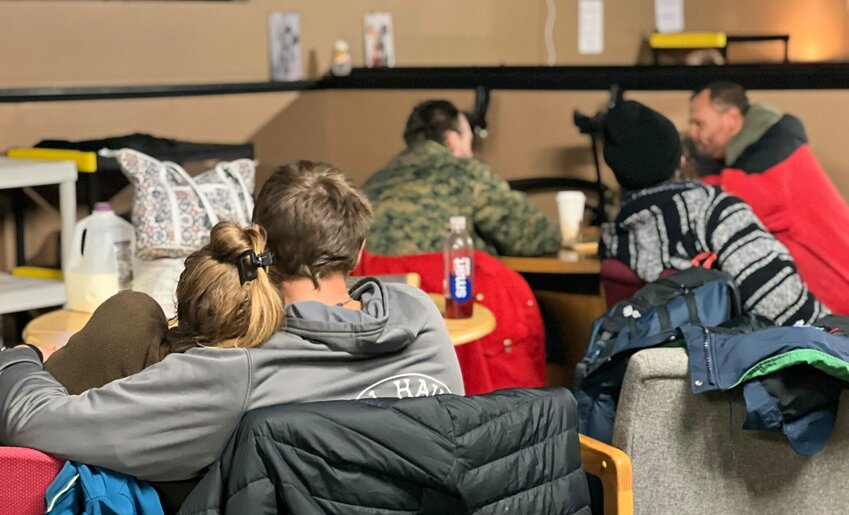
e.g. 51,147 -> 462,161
353,250 -> 546,394
703,114 -> 849,315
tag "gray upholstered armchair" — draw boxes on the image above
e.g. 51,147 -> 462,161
612,347 -> 849,515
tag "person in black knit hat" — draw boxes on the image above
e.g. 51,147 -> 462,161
599,100 -> 828,325
603,99 -> 682,191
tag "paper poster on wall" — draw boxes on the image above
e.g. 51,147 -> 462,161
268,11 -> 303,82
655,0 -> 684,33
363,12 -> 396,68
578,0 -> 604,55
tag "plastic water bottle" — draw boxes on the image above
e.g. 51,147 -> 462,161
65,202 -> 135,313
444,216 -> 474,319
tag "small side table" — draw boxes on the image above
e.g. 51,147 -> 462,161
22,309 -> 90,360
24,294 -> 498,359
427,294 -> 496,346
0,158 -> 77,316
649,32 -> 790,64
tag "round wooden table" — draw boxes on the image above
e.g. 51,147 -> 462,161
24,294 -> 497,357
427,293 -> 496,346
22,309 -> 91,360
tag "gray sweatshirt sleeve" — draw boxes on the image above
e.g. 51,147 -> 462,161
0,346 -> 251,481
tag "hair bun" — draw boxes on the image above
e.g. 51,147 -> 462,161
208,222 -> 266,263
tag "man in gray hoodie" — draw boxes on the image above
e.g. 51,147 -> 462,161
0,160 -> 464,484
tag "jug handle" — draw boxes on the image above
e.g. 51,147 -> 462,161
68,217 -> 89,271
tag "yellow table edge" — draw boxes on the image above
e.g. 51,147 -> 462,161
7,148 -> 98,173
23,309 -> 92,352
500,254 -> 601,275
25,293 -> 496,355
13,266 -> 63,280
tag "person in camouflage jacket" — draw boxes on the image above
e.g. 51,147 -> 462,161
362,100 -> 561,257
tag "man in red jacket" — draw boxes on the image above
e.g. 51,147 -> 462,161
688,81 -> 849,315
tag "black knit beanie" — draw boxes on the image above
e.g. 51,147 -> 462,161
602,100 -> 682,191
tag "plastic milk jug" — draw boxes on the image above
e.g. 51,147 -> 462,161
65,202 -> 135,313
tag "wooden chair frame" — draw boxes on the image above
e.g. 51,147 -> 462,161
580,434 -> 634,515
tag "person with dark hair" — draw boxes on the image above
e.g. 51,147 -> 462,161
363,99 -> 560,256
601,99 -> 828,325
688,81 -> 849,314
0,161 -> 464,508
401,99 -> 471,153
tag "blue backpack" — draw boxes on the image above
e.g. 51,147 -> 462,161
574,265 -> 742,443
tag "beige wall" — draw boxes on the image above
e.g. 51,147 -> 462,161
686,0 -> 849,63
3,0 -> 848,88
3,0 -> 849,269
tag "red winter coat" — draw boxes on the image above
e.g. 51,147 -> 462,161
702,114 -> 849,315
353,250 -> 546,394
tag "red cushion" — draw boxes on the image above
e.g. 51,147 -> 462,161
600,259 -> 678,308
600,259 -> 645,308
0,447 -> 63,515
354,250 -> 546,395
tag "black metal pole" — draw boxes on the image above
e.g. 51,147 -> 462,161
589,134 -> 607,226
12,189 -> 26,266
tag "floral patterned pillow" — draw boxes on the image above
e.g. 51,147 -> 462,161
104,148 -> 255,259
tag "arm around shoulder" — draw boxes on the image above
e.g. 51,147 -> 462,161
0,346 -> 252,481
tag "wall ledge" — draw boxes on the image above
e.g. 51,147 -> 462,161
4,64 -> 849,102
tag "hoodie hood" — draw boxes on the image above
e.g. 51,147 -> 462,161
252,276 -> 464,401
282,278 -> 417,356
726,102 -> 783,166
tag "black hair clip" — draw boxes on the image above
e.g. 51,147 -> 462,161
236,249 -> 274,285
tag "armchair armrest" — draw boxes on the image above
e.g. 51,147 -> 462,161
580,434 -> 633,515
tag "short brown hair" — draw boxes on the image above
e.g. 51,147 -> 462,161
169,221 -> 283,352
253,160 -> 372,286
403,99 -> 462,146
695,81 -> 750,114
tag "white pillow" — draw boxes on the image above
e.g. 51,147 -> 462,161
132,257 -> 184,319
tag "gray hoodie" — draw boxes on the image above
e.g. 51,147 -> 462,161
0,279 -> 463,482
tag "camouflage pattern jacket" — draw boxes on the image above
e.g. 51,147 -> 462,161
362,141 -> 561,256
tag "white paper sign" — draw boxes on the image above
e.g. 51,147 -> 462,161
578,0 -> 604,55
363,12 -> 396,68
655,0 -> 685,33
268,11 -> 303,82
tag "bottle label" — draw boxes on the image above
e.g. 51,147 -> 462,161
449,256 -> 472,303
114,240 -> 133,290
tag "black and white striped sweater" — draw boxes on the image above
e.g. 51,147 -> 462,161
600,180 -> 829,325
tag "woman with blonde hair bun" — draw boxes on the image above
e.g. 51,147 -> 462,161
45,221 -> 284,395
168,221 -> 283,353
